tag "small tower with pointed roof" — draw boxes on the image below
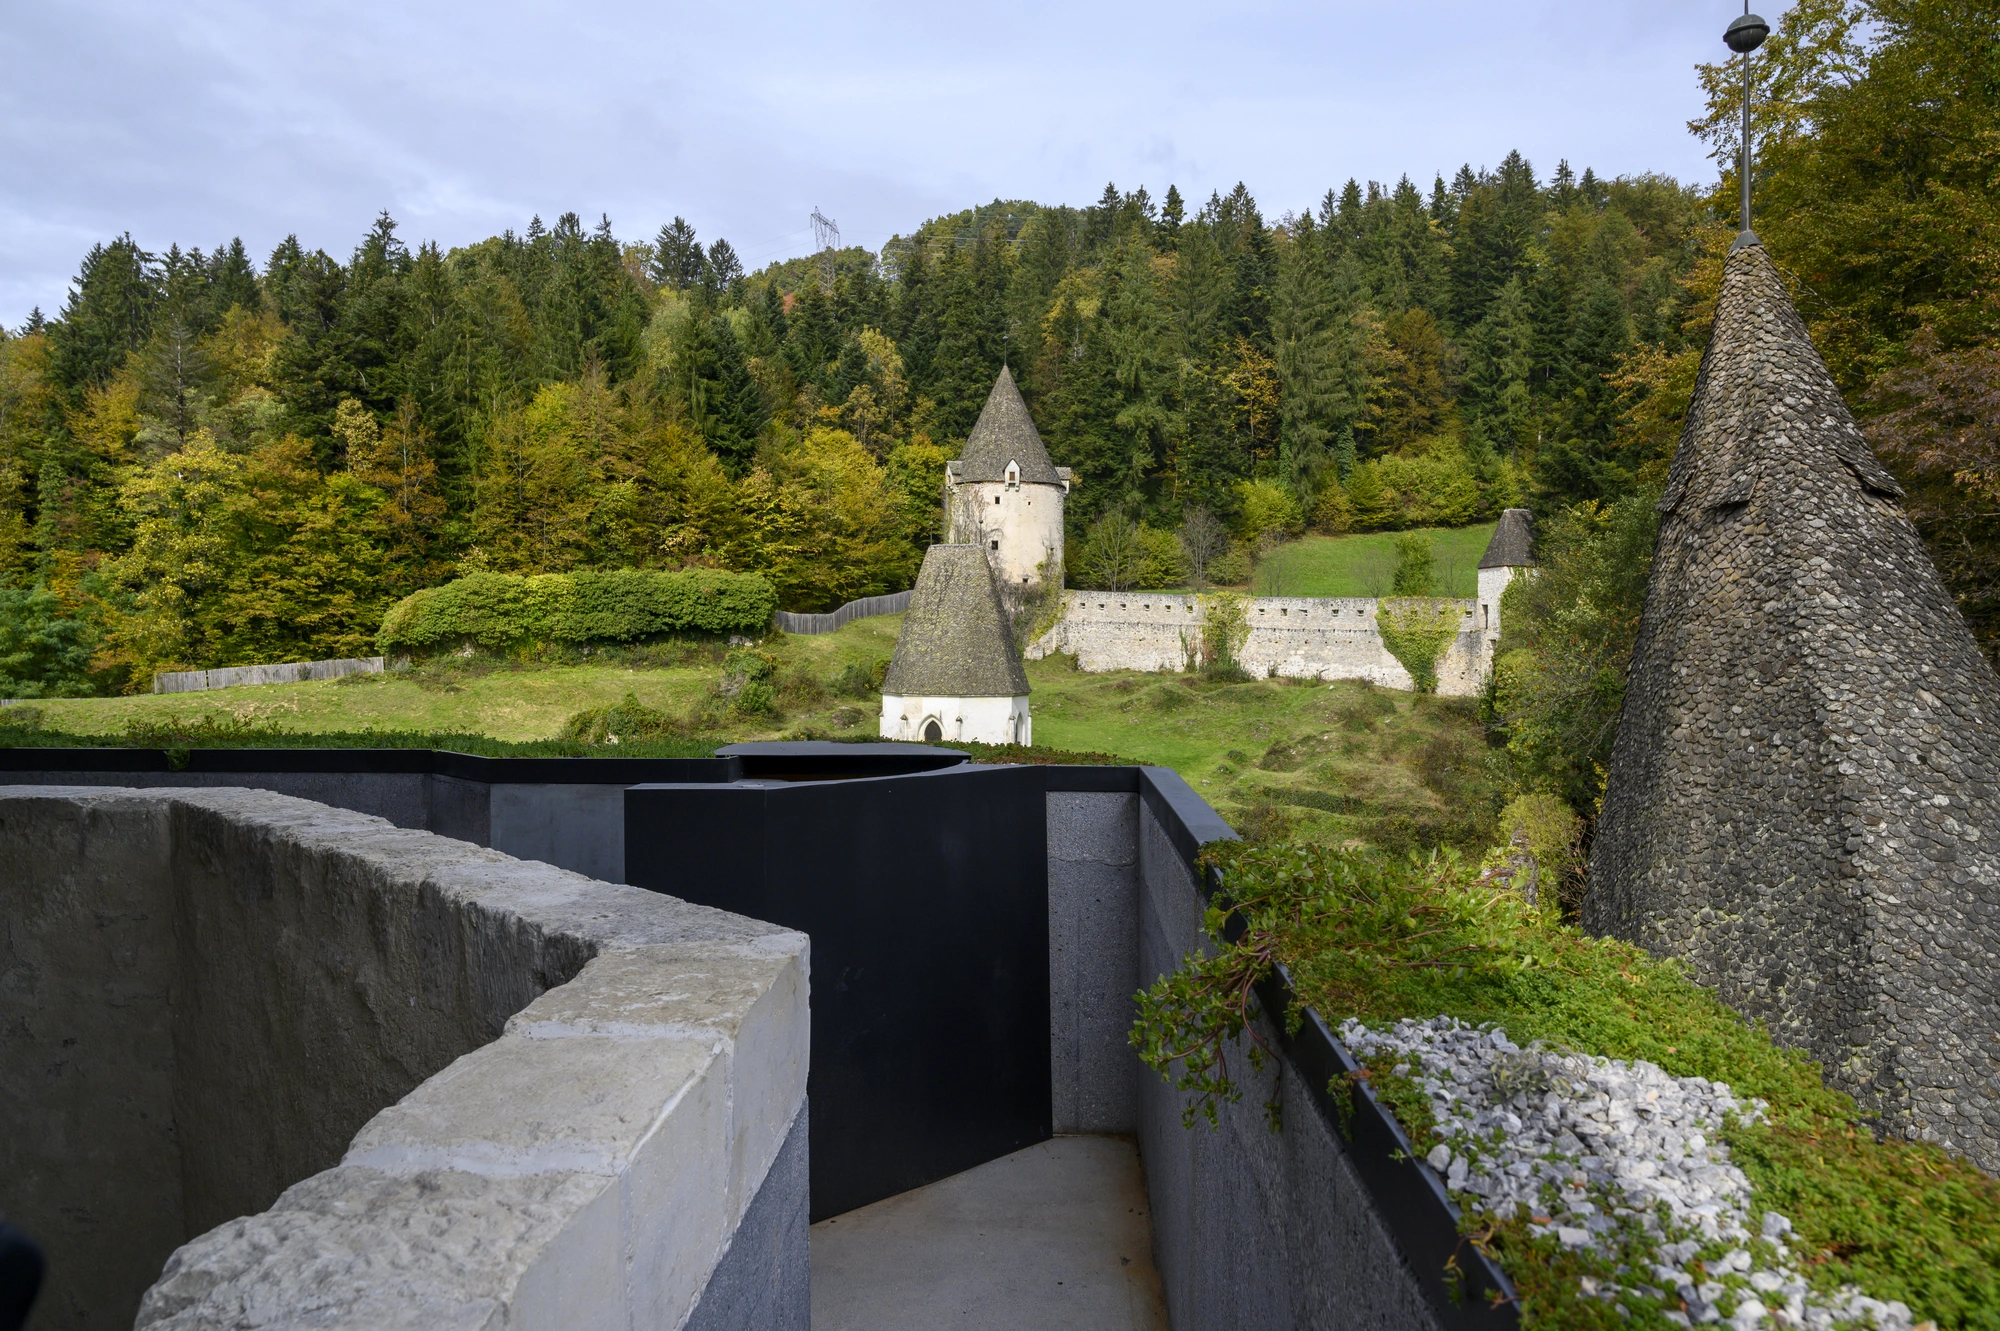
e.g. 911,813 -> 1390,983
1476,508 -> 1535,639
944,367 -> 1070,616
879,544 -> 1032,745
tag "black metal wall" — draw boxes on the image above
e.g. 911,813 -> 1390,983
626,765 -> 1052,1220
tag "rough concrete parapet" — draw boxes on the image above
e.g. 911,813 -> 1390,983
0,786 -> 808,1331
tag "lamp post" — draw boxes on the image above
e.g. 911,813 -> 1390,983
1725,5 -> 1771,241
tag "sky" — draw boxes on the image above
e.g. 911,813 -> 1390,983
0,0 -> 1783,324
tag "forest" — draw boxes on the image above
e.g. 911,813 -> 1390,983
0,0 -> 1989,701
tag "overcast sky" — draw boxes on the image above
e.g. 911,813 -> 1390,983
1,1 -> 1778,324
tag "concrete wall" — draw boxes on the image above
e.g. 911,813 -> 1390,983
1046,791 -> 1142,1134
1030,593 -> 1494,696
0,791 -> 182,1331
1132,772 -> 1444,1331
0,770 -> 621,882
0,786 -> 809,1331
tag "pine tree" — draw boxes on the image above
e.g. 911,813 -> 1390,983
1561,273 -> 1630,449
653,217 -> 704,290
47,236 -> 159,401
706,239 -> 745,296
1160,185 -> 1185,245
206,240 -> 260,317
1428,173 -> 1455,228
1272,215 -> 1338,507
677,313 -> 766,475
1462,277 -> 1535,455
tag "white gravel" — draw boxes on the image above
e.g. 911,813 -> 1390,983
1339,1017 -> 1922,1330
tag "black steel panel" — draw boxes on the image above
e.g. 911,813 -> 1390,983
626,765 -> 1051,1219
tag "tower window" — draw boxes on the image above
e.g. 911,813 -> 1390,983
995,495 -> 1001,504
990,539 -> 999,550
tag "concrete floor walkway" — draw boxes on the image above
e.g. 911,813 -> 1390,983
809,1134 -> 1169,1330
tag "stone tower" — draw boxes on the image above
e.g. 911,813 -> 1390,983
1587,237 -> 2000,1169
944,367 -> 1071,621
1476,507 -> 1535,638
880,544 -> 1032,746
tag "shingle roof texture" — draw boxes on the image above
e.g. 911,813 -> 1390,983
880,545 -> 1031,698
955,367 -> 1062,485
1586,239 -> 2000,1170
1478,508 -> 1536,569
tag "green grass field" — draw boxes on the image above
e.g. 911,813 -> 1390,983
1249,522 -> 1497,597
9,611 -> 1504,853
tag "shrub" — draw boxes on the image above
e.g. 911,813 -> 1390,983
1073,511 -> 1143,591
1133,524 -> 1189,588
1207,543 -> 1253,586
1492,491 -> 1657,815
377,568 -> 777,656
717,648 -> 777,717
1311,480 -> 1354,533
0,585 -> 97,698
830,660 -> 882,698
1390,532 -> 1439,596
1496,792 -> 1585,914
557,692 -> 692,744
1233,479 -> 1302,541
1346,447 -> 1486,531
1198,591 -> 1251,677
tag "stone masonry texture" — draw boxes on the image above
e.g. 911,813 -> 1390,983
1587,239 -> 2000,1170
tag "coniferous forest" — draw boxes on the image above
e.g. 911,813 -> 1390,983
0,0 -> 1990,697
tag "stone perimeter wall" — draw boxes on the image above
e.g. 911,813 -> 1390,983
0,786 -> 809,1331
1029,593 -> 1493,696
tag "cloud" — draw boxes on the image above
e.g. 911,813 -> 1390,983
2,0 -> 1768,320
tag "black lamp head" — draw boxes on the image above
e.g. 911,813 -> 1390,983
1725,12 -> 1770,53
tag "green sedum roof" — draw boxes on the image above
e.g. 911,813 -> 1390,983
881,545 -> 1031,698
955,367 -> 1062,485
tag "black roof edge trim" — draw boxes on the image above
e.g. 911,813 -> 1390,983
1201,856 -> 1519,1330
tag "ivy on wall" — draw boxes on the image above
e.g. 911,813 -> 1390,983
1375,597 -> 1461,693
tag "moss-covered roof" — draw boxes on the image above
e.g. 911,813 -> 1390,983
880,545 -> 1031,698
955,367 -> 1062,485
1478,508 -> 1536,568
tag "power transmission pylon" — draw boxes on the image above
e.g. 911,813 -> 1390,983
810,208 -> 840,291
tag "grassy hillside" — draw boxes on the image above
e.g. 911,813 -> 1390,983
10,613 -> 1503,853
1250,522 -> 1498,598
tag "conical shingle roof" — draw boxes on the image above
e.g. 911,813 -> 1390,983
1478,508 -> 1535,569
881,545 -> 1031,698
954,367 -> 1061,485
1587,238 -> 2000,1169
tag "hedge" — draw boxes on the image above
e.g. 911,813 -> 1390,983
376,569 -> 778,656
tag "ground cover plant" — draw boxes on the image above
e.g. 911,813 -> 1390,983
1133,840 -> 2000,1329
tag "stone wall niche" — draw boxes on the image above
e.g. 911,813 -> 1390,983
0,786 -> 808,1331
